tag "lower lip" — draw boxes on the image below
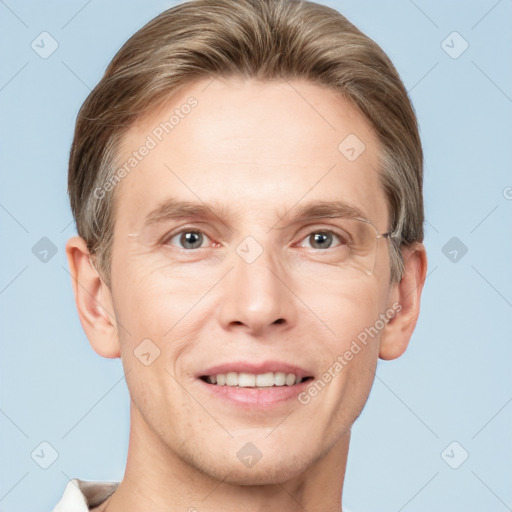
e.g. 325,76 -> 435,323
197,378 -> 313,408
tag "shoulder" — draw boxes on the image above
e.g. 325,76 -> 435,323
51,478 -> 120,512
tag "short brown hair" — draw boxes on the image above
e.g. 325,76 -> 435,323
68,0 -> 423,287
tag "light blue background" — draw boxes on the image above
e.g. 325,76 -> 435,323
1,1 -> 511,511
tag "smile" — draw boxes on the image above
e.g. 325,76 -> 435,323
200,371 -> 313,387
196,362 -> 315,407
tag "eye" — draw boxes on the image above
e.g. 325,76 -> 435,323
297,229 -> 347,250
165,229 -> 212,250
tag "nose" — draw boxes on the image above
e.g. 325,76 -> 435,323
217,242 -> 296,336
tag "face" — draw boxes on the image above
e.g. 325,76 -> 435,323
107,77 -> 398,484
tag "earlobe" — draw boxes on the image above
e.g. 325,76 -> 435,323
65,236 -> 120,359
378,242 -> 428,360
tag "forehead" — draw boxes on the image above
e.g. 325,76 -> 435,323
113,77 -> 388,230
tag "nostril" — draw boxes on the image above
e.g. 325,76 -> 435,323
273,318 -> 285,325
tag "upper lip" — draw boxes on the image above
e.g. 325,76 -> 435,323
197,360 -> 314,379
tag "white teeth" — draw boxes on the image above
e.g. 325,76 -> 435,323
238,372 -> 256,387
255,372 -> 274,387
274,372 -> 286,386
226,372 -> 238,386
285,373 -> 296,386
205,372 -> 304,387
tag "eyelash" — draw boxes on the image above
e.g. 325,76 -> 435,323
162,225 -> 348,251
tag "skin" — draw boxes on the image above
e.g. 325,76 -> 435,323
66,77 -> 427,512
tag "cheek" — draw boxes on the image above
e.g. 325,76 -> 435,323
297,270 -> 383,338
111,254 -> 220,389
113,267 -> 199,429
113,251 -> 213,331
298,275 -> 384,404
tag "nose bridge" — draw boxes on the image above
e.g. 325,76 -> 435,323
218,234 -> 294,333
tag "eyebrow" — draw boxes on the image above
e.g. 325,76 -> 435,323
280,200 -> 368,227
142,196 -> 369,230
143,198 -> 237,230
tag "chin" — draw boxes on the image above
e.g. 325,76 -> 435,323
239,457 -> 311,485
182,443 -> 316,486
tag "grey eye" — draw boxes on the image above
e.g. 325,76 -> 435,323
299,230 -> 344,250
168,230 -> 208,249
309,232 -> 334,249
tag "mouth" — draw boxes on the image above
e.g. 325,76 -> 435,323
199,372 -> 314,388
196,361 -> 315,408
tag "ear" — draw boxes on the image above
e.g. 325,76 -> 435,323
379,242 -> 428,360
65,236 -> 120,358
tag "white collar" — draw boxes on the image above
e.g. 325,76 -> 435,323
52,478 -> 119,512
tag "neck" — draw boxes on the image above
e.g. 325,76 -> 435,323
104,401 -> 349,512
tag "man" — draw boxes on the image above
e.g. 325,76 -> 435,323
54,0 -> 427,510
